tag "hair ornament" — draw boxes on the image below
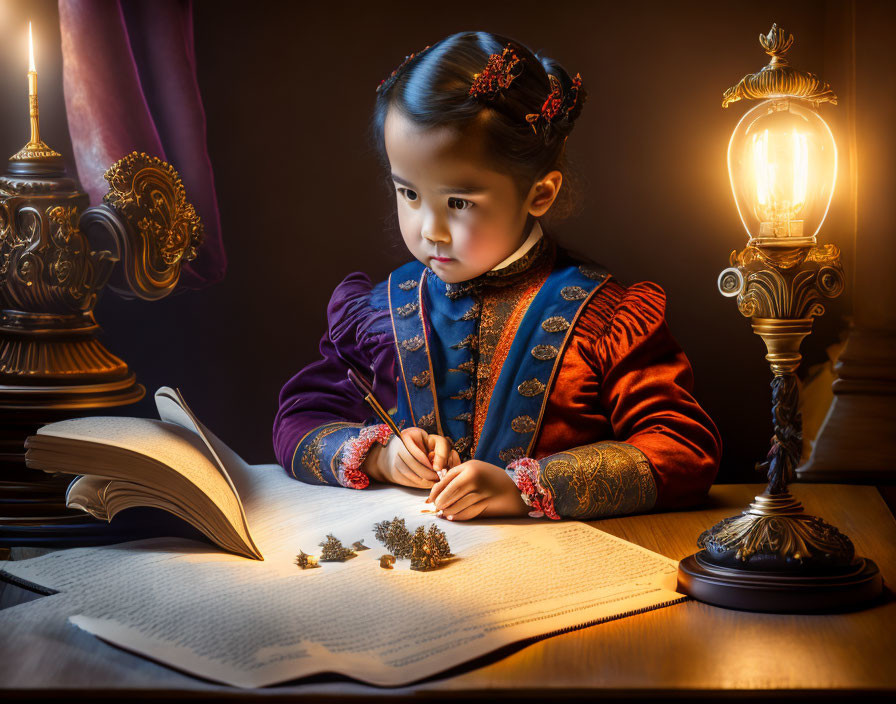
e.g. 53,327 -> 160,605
525,71 -> 583,136
376,44 -> 433,94
468,45 -> 525,100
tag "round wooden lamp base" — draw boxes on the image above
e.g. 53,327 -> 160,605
677,552 -> 884,613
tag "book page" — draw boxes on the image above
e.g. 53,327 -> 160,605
1,463 -> 685,688
153,387 -> 261,559
30,417 -> 257,558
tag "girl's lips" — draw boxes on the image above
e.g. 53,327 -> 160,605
431,256 -> 454,262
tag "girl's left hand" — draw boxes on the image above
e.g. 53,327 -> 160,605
425,460 -> 530,520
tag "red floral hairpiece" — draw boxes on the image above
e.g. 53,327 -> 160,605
376,44 -> 432,94
468,46 -> 525,100
525,72 -> 583,135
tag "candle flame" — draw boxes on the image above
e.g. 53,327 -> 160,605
28,21 -> 36,73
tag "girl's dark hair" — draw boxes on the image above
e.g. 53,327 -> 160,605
369,31 -> 588,225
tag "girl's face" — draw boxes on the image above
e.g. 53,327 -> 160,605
384,107 -> 561,283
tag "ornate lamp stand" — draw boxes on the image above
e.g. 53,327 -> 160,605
676,25 -> 883,612
0,42 -> 203,547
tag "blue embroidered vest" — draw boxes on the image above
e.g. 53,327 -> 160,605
387,242 -> 610,467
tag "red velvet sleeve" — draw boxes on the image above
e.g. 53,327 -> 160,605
591,281 -> 722,510
506,279 -> 722,520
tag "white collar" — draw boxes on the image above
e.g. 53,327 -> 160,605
490,221 -> 544,271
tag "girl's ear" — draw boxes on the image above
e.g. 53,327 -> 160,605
526,170 -> 563,217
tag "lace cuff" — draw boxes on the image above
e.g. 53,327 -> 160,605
506,457 -> 561,520
336,423 -> 394,489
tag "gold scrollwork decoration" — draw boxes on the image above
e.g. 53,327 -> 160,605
451,333 -> 478,350
453,435 -> 472,456
721,244 -> 844,319
698,510 -> 854,563
511,415 -> 537,433
517,378 -> 546,397
560,285 -> 588,301
397,279 -> 417,291
401,335 -> 424,352
499,446 -> 526,463
411,370 -> 431,388
448,358 -> 475,375
531,344 -> 558,361
541,316 -> 570,333
396,301 -> 418,317
722,24 -> 838,108
103,151 -> 204,267
578,264 -> 605,280
461,302 -> 481,320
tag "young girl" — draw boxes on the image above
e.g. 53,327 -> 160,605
272,32 -> 722,522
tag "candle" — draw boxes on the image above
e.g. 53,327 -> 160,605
28,21 -> 40,147
9,19 -> 60,163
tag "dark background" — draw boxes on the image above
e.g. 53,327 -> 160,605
0,0 -> 867,482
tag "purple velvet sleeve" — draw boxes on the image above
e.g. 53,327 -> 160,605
272,272 -> 397,481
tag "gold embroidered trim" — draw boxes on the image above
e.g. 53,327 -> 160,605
412,370 -> 431,387
499,446 -> 526,463
418,270 -> 444,436
517,378 -> 546,397
398,279 -> 418,291
453,412 -> 472,423
531,344 -> 559,360
418,411 -> 436,430
388,273 -> 417,427
560,285 -> 588,301
511,415 -> 537,433
460,302 -> 481,320
578,264 -> 605,280
524,276 -> 610,458
540,441 -> 658,519
300,422 -> 358,483
445,281 -> 476,299
397,301 -> 419,317
473,255 -> 553,454
541,316 -> 570,333
450,386 -> 475,400
451,333 -> 478,350
448,359 -> 476,375
401,335 -> 424,352
453,435 -> 472,456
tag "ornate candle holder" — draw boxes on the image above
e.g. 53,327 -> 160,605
676,25 -> 882,612
0,38 -> 204,545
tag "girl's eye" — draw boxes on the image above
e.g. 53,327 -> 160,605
398,187 -> 418,201
448,197 -> 474,211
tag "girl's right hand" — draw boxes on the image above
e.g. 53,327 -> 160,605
369,427 -> 458,488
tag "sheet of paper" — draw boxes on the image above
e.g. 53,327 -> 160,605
2,464 -> 685,688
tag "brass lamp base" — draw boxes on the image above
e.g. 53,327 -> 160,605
677,490 -> 883,612
0,151 -> 203,548
677,241 -> 884,612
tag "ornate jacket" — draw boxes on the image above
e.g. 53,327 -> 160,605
272,233 -> 722,519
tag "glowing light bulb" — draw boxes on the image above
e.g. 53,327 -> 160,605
727,98 -> 837,246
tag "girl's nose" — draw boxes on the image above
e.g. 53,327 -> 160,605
422,220 -> 451,245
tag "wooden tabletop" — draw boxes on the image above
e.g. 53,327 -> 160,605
2,482 -> 895,700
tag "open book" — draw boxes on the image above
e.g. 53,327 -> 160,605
23,386 -> 263,560
9,386 -> 688,688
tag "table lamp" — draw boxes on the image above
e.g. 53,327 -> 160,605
0,22 -> 204,545
676,24 -> 883,612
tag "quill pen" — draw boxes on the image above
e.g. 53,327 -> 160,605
346,367 -> 446,496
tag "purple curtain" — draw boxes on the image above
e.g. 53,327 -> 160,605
58,0 -> 225,290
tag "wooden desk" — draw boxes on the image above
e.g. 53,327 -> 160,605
1,483 -> 894,701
